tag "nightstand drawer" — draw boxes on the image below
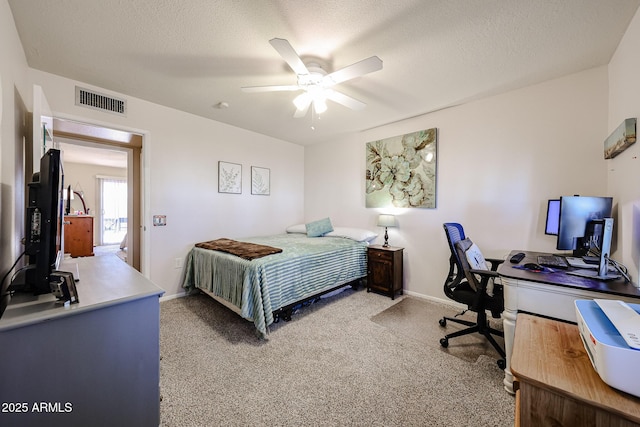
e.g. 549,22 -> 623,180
369,249 -> 393,262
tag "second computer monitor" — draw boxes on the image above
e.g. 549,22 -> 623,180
545,199 -> 560,235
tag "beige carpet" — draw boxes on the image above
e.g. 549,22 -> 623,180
159,288 -> 514,426
371,297 -> 505,365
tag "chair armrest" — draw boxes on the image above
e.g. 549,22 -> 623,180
485,258 -> 505,271
469,269 -> 499,278
467,269 -> 500,307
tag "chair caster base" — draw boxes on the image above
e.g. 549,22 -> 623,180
440,337 -> 449,348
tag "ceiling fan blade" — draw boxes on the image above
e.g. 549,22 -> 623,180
269,38 -> 309,76
323,56 -> 383,86
325,89 -> 367,110
241,85 -> 301,93
293,98 -> 311,118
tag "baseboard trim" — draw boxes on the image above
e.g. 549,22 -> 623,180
160,291 -> 187,302
402,289 -> 467,311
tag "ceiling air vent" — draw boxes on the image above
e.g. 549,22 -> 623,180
75,86 -> 127,116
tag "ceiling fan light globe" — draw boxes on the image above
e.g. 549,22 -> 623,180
293,93 -> 310,110
313,98 -> 327,114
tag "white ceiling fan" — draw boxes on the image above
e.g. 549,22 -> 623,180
241,38 -> 382,118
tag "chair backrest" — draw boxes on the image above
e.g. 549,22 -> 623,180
454,237 -> 482,292
443,223 -> 487,291
442,223 -> 467,292
443,223 -> 465,250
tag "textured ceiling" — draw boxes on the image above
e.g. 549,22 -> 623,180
8,0 -> 640,146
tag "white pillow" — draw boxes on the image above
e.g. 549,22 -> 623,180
325,227 -> 378,243
465,243 -> 489,271
285,224 -> 307,234
464,243 -> 494,296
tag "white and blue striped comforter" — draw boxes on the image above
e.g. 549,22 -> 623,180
182,234 -> 368,338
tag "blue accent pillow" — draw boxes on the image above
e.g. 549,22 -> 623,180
305,217 -> 334,237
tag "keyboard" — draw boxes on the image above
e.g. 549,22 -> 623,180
537,255 -> 569,269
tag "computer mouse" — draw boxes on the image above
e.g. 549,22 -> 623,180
524,263 -> 543,271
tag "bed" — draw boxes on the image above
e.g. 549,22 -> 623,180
182,227 -> 376,338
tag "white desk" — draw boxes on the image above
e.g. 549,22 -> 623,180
0,256 -> 164,426
498,250 -> 640,394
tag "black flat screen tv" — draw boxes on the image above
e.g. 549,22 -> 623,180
23,148 -> 64,294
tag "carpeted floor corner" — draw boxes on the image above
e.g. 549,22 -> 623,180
159,288 -> 514,426
370,296 -> 505,365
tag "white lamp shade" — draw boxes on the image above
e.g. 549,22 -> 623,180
377,214 -> 397,228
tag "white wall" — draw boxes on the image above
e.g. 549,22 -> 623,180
306,67 -> 609,301
0,0 -> 30,274
23,69 -> 305,298
607,7 -> 640,283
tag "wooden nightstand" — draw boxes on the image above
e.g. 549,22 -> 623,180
367,245 -> 404,299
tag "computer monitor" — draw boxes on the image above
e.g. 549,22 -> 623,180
545,199 -> 560,235
557,196 -> 613,255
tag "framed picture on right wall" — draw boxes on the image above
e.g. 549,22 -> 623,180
604,118 -> 636,159
251,166 -> 270,195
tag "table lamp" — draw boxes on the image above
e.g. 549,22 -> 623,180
377,214 -> 397,247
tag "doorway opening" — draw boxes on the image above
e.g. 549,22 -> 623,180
98,176 -> 128,245
53,118 -> 143,272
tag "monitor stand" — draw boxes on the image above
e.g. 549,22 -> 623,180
567,218 -> 620,280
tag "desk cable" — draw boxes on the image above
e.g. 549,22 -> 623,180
1,250 -> 26,298
588,246 -> 632,284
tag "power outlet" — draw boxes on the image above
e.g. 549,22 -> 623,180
174,257 -> 183,269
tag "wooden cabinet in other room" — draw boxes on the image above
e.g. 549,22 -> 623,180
367,245 -> 404,299
64,215 -> 94,257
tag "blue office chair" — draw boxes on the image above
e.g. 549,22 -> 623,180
440,223 -> 506,369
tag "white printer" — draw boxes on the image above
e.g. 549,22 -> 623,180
575,299 -> 640,398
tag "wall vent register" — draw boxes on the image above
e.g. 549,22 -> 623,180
75,86 -> 127,116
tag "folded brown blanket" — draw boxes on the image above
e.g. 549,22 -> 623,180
195,238 -> 283,260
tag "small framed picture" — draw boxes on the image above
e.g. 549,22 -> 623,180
251,166 -> 270,195
218,161 -> 242,194
604,118 -> 636,159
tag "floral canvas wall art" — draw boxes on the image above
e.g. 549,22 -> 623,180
366,128 -> 437,208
